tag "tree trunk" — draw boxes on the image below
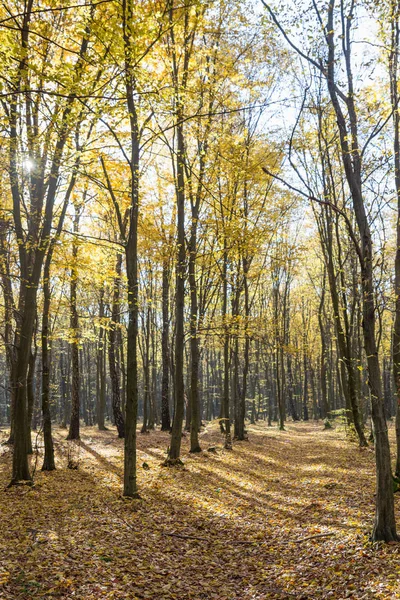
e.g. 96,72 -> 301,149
222,248 -> 231,445
67,205 -> 81,441
41,252 -> 56,471
141,299 -> 151,434
189,204 -> 201,453
390,0 -> 400,479
237,258 -> 250,439
26,348 -> 36,454
108,253 -> 125,438
161,259 -> 171,431
97,287 -> 106,431
11,285 -> 37,483
121,4 -> 140,493
168,104 -> 186,461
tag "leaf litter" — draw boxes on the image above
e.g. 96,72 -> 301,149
0,421 -> 399,599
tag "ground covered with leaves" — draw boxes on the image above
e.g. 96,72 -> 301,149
1,421 -> 400,599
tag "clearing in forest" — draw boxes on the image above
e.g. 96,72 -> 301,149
0,421 -> 399,600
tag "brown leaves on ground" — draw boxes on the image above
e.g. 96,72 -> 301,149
0,421 -> 400,599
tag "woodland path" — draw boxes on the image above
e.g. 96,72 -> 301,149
0,421 -> 399,599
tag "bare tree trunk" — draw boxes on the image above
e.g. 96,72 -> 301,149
0,216 -> 16,444
149,310 -> 157,429
273,266 -> 285,430
60,349 -> 68,428
222,247 -> 231,446
167,15 -> 187,463
108,253 -> 125,438
41,253 -> 56,471
161,259 -> 171,431
67,205 -> 81,441
318,274 -> 329,419
97,287 -> 106,431
189,204 -> 201,453
389,0 -> 400,478
26,347 -> 36,454
141,298 -> 151,434
121,0 -> 140,495
237,258 -> 250,439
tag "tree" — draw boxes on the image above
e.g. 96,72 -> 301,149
67,202 -> 83,441
264,0 -> 397,541
2,1 -> 94,483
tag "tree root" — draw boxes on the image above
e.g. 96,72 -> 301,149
6,479 -> 33,490
121,492 -> 141,500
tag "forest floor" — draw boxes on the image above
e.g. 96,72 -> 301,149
0,421 -> 400,599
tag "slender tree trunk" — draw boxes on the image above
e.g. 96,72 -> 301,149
233,335 -> 240,435
67,205 -> 81,441
108,253 -> 125,438
222,247 -> 231,445
119,328 -> 126,420
237,258 -> 250,439
168,95 -> 186,462
149,313 -> 157,429
97,287 -> 106,431
121,2 -> 140,493
189,205 -> 201,453
389,0 -> 400,478
124,241 -> 139,496
161,259 -> 171,431
273,269 -> 285,430
318,278 -> 329,420
26,348 -> 36,454
266,364 -> 273,427
141,299 -> 151,434
41,253 -> 56,471
302,312 -> 309,422
60,349 -> 68,428
0,219 -> 16,444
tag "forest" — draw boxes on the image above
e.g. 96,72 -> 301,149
2,0 -> 400,598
